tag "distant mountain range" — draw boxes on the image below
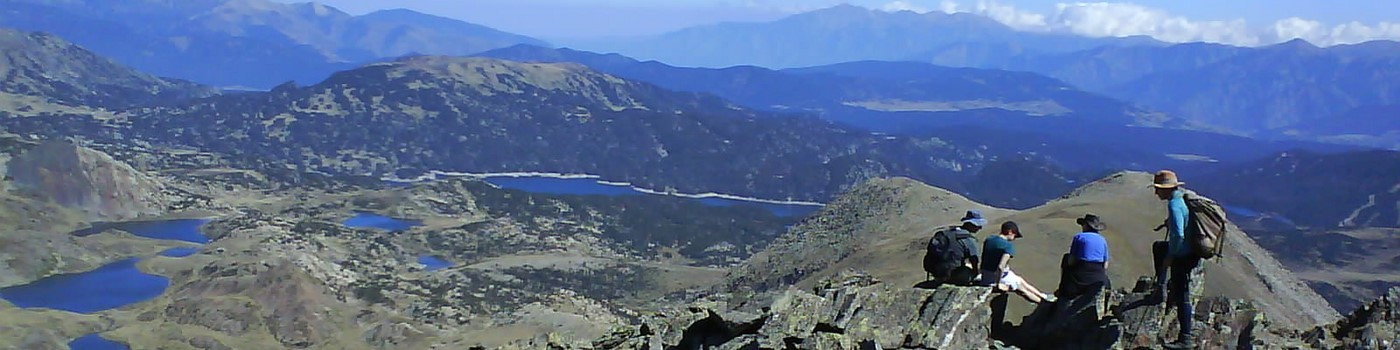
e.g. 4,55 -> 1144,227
0,0 -> 545,88
1013,40 -> 1400,134
577,5 -> 1400,142
0,28 -> 215,115
477,45 -> 1155,125
476,45 -> 1358,171
580,4 -> 1161,69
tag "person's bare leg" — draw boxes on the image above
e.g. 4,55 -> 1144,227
1011,284 -> 1043,303
1020,282 -> 1046,300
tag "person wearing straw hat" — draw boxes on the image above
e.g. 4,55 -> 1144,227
1056,213 -> 1111,300
1151,170 -> 1200,350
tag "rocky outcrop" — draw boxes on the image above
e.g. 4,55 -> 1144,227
1312,287 -> 1399,349
6,141 -> 167,220
575,270 -> 1397,350
583,271 -> 995,349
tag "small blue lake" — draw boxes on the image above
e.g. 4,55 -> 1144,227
418,256 -> 452,271
159,247 -> 200,258
343,213 -> 422,232
481,176 -> 823,217
68,333 -> 129,350
0,258 -> 169,313
1223,205 -> 1298,226
1224,205 -> 1262,218
72,219 -> 211,244
119,219 -> 211,244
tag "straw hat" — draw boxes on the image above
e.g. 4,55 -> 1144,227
1152,170 -> 1185,189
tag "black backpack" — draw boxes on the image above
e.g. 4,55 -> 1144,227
923,227 -> 978,284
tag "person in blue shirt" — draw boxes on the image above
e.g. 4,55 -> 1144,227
979,221 -> 1057,303
1151,170 -> 1200,350
1056,214 -> 1111,300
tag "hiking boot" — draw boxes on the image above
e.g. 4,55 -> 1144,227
1161,334 -> 1196,350
1144,289 -> 1165,305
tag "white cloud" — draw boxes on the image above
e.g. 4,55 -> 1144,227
1270,17 -> 1326,44
1048,2 -> 1257,45
973,0 -> 1046,30
924,1 -> 1400,47
881,1 -> 929,13
1317,21 -> 1400,45
938,0 -> 959,14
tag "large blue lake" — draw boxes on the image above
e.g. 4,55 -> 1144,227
4,219 -> 214,314
0,258 -> 168,313
481,176 -> 823,217
68,333 -> 129,350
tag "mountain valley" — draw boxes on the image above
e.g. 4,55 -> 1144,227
0,1 -> 1395,348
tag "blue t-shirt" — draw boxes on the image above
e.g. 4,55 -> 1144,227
980,235 -> 1015,272
1071,232 -> 1109,263
1166,189 -> 1191,258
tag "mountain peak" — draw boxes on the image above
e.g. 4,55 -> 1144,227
318,56 -> 650,112
788,3 -> 879,21
1271,38 -> 1322,51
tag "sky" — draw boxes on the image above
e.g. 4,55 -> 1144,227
288,0 -> 1400,46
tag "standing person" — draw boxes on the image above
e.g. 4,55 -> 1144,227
1057,214 -> 1110,300
980,221 -> 1057,303
1152,170 -> 1200,350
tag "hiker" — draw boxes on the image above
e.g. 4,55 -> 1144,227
1056,214 -> 1110,300
1151,170 -> 1200,350
922,210 -> 984,285
980,221 -> 1057,303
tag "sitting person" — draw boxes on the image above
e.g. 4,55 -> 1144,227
980,221 -> 1056,303
922,210 -> 984,285
1057,214 -> 1111,300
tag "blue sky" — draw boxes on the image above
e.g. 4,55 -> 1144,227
290,0 -> 1400,45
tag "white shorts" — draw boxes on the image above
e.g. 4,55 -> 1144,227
980,269 -> 1026,291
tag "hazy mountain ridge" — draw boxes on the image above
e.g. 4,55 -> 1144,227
580,4 -> 1400,141
581,5 -> 1162,69
12,56 -> 994,203
477,45 -> 1154,125
1108,40 -> 1400,133
949,39 -> 1400,136
0,28 -> 215,114
1194,149 -> 1400,229
1274,104 -> 1400,150
0,0 -> 546,88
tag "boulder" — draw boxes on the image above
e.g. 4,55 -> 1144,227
6,141 -> 167,220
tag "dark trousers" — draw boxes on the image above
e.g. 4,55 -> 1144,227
1058,254 -> 1109,300
1153,241 -> 1200,338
